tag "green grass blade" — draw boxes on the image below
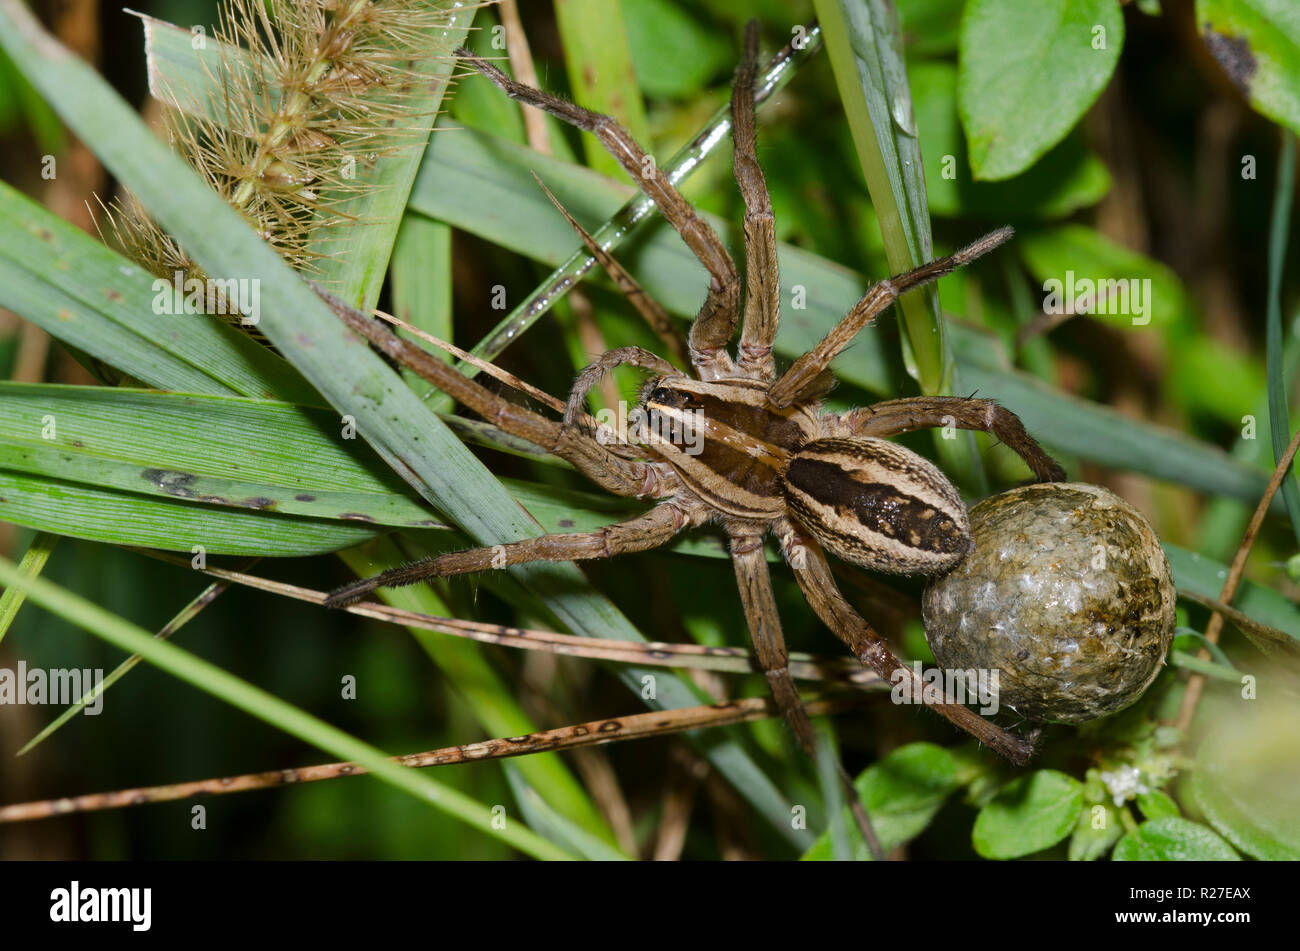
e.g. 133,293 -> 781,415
955,353 -> 1275,508
810,0 -> 985,490
1174,627 -> 1240,671
1170,649 -> 1243,682
303,2 -> 474,309
0,182 -> 315,401
0,384 -> 445,530
17,573 -> 237,756
504,765 -> 629,861
392,215 -> 454,392
554,0 -> 650,180
1265,133 -> 1300,546
0,530 -> 56,646
1166,543 -> 1300,644
812,0 -> 939,384
0,555 -> 574,860
0,473 -> 382,556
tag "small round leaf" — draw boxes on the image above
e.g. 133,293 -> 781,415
973,769 -> 1084,859
1112,818 -> 1241,861
959,0 -> 1124,180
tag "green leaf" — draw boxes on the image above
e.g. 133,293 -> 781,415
0,472 -> 380,556
954,358 -> 1271,506
0,530 -> 56,645
959,0 -> 1124,180
1197,0 -> 1300,136
813,0 -> 984,503
1169,649 -> 1242,682
1136,790 -> 1181,820
910,60 -> 1112,219
392,215 -> 453,345
802,742 -> 967,860
1017,224 -> 1191,331
1068,801 -> 1123,861
1112,817 -> 1241,861
812,0 -> 975,494
1264,135 -> 1300,548
1190,699 -> 1300,859
504,766 -> 628,861
0,384 -> 442,531
973,769 -> 1084,859
303,7 -> 468,311
1167,335 -> 1266,425
624,0 -> 734,99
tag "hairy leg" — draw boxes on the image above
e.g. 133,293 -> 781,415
835,396 -> 1066,482
768,229 -> 1013,408
564,346 -> 678,429
456,49 -> 740,379
730,530 -> 883,859
533,173 -> 690,366
731,21 -> 780,381
327,501 -> 695,608
316,288 -> 677,500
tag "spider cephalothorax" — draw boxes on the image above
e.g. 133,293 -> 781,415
319,21 -> 1066,852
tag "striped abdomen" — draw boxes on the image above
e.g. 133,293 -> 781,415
782,437 -> 971,574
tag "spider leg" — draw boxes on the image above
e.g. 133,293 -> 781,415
731,22 -> 779,381
776,518 -> 1040,765
533,173 -> 690,366
565,346 -> 678,430
456,49 -> 739,380
767,229 -> 1014,408
327,501 -> 696,608
316,288 -> 678,500
730,530 -> 883,860
836,396 -> 1066,482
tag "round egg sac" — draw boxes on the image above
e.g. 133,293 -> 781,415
922,482 -> 1176,723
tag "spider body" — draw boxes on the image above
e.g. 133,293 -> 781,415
638,377 -> 971,571
639,376 -> 816,518
321,22 -> 1067,845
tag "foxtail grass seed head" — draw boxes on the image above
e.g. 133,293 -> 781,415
104,0 -> 469,327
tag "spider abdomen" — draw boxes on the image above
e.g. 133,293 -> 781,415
782,437 -> 972,575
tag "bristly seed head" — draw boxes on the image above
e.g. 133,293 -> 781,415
103,0 -> 465,316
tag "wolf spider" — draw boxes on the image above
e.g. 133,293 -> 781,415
320,22 -> 1065,851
